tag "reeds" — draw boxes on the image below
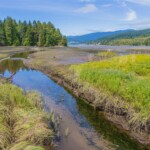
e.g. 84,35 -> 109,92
0,82 -> 53,150
97,51 -> 117,57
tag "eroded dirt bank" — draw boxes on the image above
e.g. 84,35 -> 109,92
24,48 -> 150,146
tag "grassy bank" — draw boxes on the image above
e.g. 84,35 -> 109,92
70,54 -> 150,129
0,79 -> 53,150
25,49 -> 150,143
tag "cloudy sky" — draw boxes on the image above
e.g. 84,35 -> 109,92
1,0 -> 150,35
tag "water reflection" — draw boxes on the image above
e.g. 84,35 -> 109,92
76,99 -> 149,150
0,59 -> 28,77
11,51 -> 35,59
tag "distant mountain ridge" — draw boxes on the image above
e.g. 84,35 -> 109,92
90,28 -> 150,46
67,29 -> 134,43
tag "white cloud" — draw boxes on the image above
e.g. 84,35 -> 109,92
124,9 -> 137,21
120,20 -> 150,29
121,20 -> 150,26
75,4 -> 97,13
125,0 -> 150,5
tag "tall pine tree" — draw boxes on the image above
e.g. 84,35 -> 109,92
4,17 -> 14,45
0,21 -> 5,46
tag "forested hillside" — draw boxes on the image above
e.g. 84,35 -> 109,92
90,28 -> 150,46
0,17 -> 67,46
67,30 -> 133,43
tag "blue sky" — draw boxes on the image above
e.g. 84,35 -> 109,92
1,0 -> 150,35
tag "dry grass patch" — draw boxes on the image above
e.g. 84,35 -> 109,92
0,81 -> 54,150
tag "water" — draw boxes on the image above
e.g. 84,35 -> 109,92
0,57 -> 150,150
10,51 -> 35,59
70,44 -> 150,52
69,44 -> 150,56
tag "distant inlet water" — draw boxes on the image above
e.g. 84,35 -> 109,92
69,44 -> 150,52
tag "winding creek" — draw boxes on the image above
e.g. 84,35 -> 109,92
0,52 -> 150,150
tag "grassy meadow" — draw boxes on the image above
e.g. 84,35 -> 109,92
71,54 -> 150,126
0,79 -> 54,150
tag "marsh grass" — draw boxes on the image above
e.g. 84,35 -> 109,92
70,54 -> 150,126
0,54 -> 9,59
0,80 -> 53,150
97,51 -> 117,57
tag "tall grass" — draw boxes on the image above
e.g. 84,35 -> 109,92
70,54 -> 150,124
0,80 -> 53,150
72,54 -> 150,77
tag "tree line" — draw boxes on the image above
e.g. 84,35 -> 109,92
98,36 -> 150,46
0,17 -> 67,46
89,28 -> 150,46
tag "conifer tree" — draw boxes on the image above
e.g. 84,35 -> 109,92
0,17 -> 67,47
0,21 -> 6,46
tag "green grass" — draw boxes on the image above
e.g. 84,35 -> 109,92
70,54 -> 150,124
0,79 -> 53,150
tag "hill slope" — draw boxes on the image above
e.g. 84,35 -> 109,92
91,28 -> 150,46
67,30 -> 133,43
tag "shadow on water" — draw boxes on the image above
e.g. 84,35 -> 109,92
0,57 -> 150,150
75,98 -> 150,150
